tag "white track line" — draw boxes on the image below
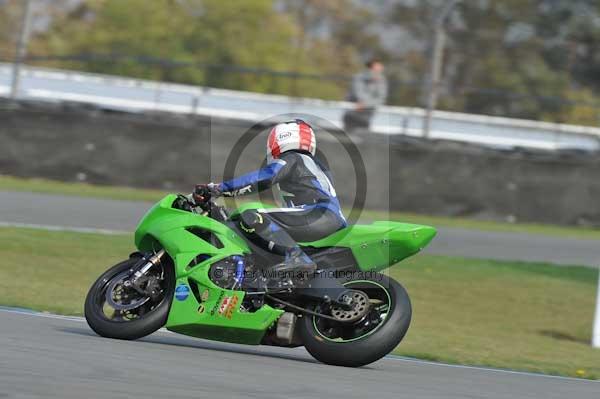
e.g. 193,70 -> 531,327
0,306 -> 597,383
386,355 -> 599,383
0,221 -> 128,235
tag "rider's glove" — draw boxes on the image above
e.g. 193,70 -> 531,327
193,182 -> 222,203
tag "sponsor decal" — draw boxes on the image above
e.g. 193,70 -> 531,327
235,185 -> 253,195
197,304 -> 205,314
218,295 -> 239,319
239,222 -> 255,233
278,131 -> 293,140
174,284 -> 190,301
201,289 -> 210,302
210,290 -> 225,316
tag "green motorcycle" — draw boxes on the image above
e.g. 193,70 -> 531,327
85,194 -> 436,367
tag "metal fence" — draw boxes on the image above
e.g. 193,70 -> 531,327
1,62 -> 599,152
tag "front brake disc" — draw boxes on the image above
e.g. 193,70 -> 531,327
105,272 -> 150,311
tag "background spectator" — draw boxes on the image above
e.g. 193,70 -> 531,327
343,58 -> 388,132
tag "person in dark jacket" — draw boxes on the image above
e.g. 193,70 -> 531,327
343,58 -> 388,132
195,120 -> 346,283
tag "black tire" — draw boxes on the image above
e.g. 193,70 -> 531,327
299,273 -> 411,367
84,256 -> 175,340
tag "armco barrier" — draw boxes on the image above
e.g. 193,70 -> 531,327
1,63 -> 599,152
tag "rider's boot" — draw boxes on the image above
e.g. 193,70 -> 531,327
266,247 -> 317,289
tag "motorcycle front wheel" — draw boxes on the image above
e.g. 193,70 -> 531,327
299,272 -> 411,367
84,254 -> 175,340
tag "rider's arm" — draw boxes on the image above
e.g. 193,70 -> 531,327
219,158 -> 290,197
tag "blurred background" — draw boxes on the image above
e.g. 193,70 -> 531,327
2,0 -> 600,225
1,0 -> 600,383
5,0 -> 600,123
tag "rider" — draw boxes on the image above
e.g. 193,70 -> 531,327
195,119 -> 347,283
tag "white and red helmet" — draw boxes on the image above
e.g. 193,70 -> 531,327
267,120 -> 316,162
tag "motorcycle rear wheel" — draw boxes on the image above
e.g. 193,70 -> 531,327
299,272 -> 411,367
84,255 -> 175,340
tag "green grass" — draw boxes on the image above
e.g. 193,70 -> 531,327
0,228 -> 132,315
2,174 -> 600,239
1,226 -> 599,379
389,256 -> 600,380
0,175 -> 166,202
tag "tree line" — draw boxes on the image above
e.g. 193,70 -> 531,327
1,0 -> 600,126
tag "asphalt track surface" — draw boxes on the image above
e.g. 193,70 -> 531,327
0,191 -> 598,267
1,308 -> 598,399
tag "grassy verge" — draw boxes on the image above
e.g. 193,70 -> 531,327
0,227 -> 132,314
1,226 -> 598,379
389,256 -> 599,380
0,175 -> 166,202
2,174 -> 600,239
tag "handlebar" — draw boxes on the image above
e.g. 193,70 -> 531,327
193,185 -> 212,204
172,194 -> 228,221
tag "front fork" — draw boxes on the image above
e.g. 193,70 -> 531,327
123,249 -> 167,293
131,250 -> 166,281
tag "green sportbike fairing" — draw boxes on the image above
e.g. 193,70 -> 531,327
85,194 -> 436,367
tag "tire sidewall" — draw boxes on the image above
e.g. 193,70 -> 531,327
299,272 -> 412,367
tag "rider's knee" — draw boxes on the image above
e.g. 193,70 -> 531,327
239,210 -> 268,234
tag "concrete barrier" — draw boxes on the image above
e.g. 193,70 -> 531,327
1,100 -> 599,226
